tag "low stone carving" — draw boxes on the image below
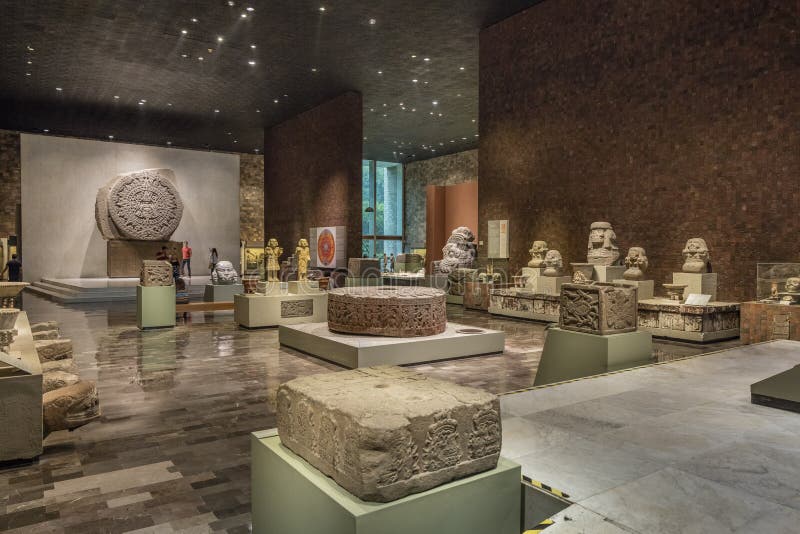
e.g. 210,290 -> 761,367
447,268 -> 478,296
528,241 -> 548,267
433,227 -> 477,274
623,247 -> 649,280
277,366 -> 501,502
681,238 -> 710,273
587,222 -> 620,266
347,258 -> 381,278
663,283 -> 688,302
265,238 -> 283,282
542,250 -> 564,277
296,239 -> 311,280
281,299 -> 314,318
43,371 -> 80,393
95,168 -> 184,241
560,282 -> 638,335
140,260 -> 173,286
570,263 -> 594,284
42,381 -> 100,437
328,286 -> 447,337
41,358 -> 78,374
31,321 -> 59,333
34,339 -> 73,362
211,260 -> 239,285
32,329 -> 60,341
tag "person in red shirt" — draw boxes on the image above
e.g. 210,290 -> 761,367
181,241 -> 192,277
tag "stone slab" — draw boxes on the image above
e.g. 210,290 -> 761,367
637,298 -> 740,343
34,339 -> 73,361
488,289 -> 560,323
108,239 -> 181,278
672,272 -> 718,301
203,283 -> 244,303
751,364 -> 800,413
136,285 -> 176,329
536,275 -> 571,296
251,429 -> 520,534
592,265 -> 626,283
278,322 -> 505,369
234,292 -> 328,328
613,279 -> 654,300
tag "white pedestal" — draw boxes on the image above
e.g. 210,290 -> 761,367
522,267 -> 546,290
258,281 -> 286,295
613,279 -> 654,300
234,292 -> 328,328
672,272 -> 718,301
592,265 -> 626,283
203,283 -> 244,302
288,280 -> 320,294
536,275 -> 571,296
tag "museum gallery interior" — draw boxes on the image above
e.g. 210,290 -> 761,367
0,1 -> 798,533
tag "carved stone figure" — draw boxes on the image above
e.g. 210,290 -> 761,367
433,227 -> 477,274
681,238 -> 710,273
42,381 -> 101,437
560,283 -> 638,335
587,222 -> 619,266
447,268 -> 478,296
95,168 -> 184,241
265,239 -> 283,282
211,260 -> 239,285
777,277 -> 800,304
43,371 -> 80,393
623,247 -> 649,280
140,260 -> 173,286
327,287 -> 447,337
528,241 -> 549,268
542,250 -> 564,277
34,339 -> 73,362
277,366 -> 501,502
786,278 -> 800,293
296,239 -> 311,280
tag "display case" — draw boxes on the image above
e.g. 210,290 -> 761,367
756,263 -> 800,304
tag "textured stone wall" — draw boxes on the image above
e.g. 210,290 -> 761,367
479,0 -> 800,302
404,149 -> 478,249
264,92 -> 363,261
240,153 -> 264,243
0,130 -> 21,237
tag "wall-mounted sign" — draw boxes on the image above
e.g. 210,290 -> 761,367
487,220 -> 509,259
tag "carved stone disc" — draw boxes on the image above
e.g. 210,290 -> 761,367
107,169 -> 183,240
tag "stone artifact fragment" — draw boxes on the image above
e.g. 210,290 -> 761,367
296,239 -> 311,280
587,222 -> 620,266
328,286 -> 447,337
663,283 -> 688,302
347,258 -> 381,278
42,381 -> 101,437
140,260 -> 174,286
32,329 -> 60,341
681,238 -> 710,273
277,366 -> 501,502
34,339 -> 74,362
31,321 -> 59,333
542,250 -> 564,277
528,241 -> 549,267
623,247 -> 649,280
95,168 -> 184,241
281,299 -> 314,318
265,238 -> 283,282
397,253 -> 424,273
570,263 -> 594,284
560,282 -> 638,335
448,268 -> 478,296
0,281 -> 28,308
211,260 -> 239,285
41,358 -> 78,374
43,371 -> 80,393
433,227 -> 477,274
0,308 -> 19,330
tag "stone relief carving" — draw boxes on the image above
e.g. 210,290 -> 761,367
560,283 -> 637,335
281,299 -> 314,318
421,413 -> 462,471
433,227 -> 477,274
447,268 -> 478,296
587,222 -> 620,266
623,247 -> 649,280
296,239 -> 311,280
140,260 -> 174,286
265,238 -> 283,282
528,241 -> 548,267
542,250 -> 564,277
43,381 -> 101,437
468,408 -> 502,460
681,238 -> 710,273
211,260 -> 239,285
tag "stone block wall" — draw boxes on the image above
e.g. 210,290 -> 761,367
240,153 -> 264,243
0,130 -> 21,237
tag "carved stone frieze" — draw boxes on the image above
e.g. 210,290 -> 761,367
281,299 -> 314,318
140,260 -> 174,286
559,282 -> 638,335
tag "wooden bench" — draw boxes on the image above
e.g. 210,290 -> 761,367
176,301 -> 234,313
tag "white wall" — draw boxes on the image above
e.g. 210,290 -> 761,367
21,134 -> 240,281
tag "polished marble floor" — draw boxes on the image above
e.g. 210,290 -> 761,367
0,293 -> 741,533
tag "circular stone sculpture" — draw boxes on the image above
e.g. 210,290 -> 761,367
327,286 -> 447,337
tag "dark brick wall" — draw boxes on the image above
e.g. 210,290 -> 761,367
0,130 -> 21,237
479,0 -> 800,302
240,153 -> 264,243
264,92 -> 363,260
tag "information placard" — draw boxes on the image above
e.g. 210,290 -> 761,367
487,220 -> 509,259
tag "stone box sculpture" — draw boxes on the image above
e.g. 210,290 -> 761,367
140,260 -> 174,286
328,286 -> 447,337
560,282 -> 638,335
277,366 -> 501,502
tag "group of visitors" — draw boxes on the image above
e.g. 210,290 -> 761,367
156,241 -> 195,281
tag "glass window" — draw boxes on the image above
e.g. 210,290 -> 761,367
362,160 -> 403,265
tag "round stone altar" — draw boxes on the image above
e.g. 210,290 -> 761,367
327,286 -> 447,337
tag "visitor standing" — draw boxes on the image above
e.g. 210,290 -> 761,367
169,254 -> 181,281
209,248 -> 219,272
181,241 -> 192,277
156,246 -> 168,261
1,254 -> 22,281
389,253 -> 395,273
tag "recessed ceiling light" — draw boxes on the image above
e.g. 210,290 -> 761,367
459,66 -> 465,71
377,70 -> 383,75
241,12 -> 248,18
181,29 -> 187,35
256,109 -> 261,113
254,148 -> 259,153
181,53 -> 188,58
214,109 -> 220,113
246,6 -> 254,12
438,113 -> 442,116
26,60 -> 32,65
234,140 -> 238,143
250,44 -> 257,49
138,101 -> 145,105
411,54 -> 416,58
108,135 -> 114,139
113,95 -> 119,99
191,17 -> 198,22
25,72 -> 31,76
273,99 -> 278,103
411,108 -> 416,112
432,101 -> 438,105
55,87 -> 62,91
319,6 -> 326,12
43,129 -> 49,132
167,141 -> 172,145
140,99 -> 147,103
369,18 -> 376,25
472,119 -> 476,123
311,67 -> 317,72
248,60 -> 256,66
412,79 -> 418,83
370,108 -> 374,112
423,57 -> 430,62
217,36 -> 224,42
27,45 -> 34,51
228,1 -> 235,6
167,103 -> 172,106
462,137 -> 467,140
423,81 -> 428,84
198,56 -> 204,61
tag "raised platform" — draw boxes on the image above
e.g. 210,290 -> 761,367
751,364 -> 800,413
741,300 -> 800,344
637,298 -> 739,342
279,321 -> 505,368
28,276 -> 209,303
234,291 -> 327,328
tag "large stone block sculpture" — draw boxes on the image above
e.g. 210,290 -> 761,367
277,366 -> 501,502
587,222 -> 620,266
347,258 -> 381,277
560,282 -> 638,335
95,168 -> 184,241
433,227 -> 477,274
328,286 -> 447,337
140,260 -> 174,286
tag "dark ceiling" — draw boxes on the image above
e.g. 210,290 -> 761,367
0,0 -> 539,161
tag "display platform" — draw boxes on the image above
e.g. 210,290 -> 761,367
137,285 -> 176,329
251,429 -> 521,534
445,294 -> 464,305
637,298 -> 739,342
279,321 -> 505,368
751,364 -> 800,413
28,276 -> 209,303
234,291 -> 327,329
381,273 -> 425,286
203,283 -> 244,302
488,288 -> 560,322
741,301 -> 800,344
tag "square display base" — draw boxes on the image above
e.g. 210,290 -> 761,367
446,294 -> 464,305
672,272 -> 718,301
540,327 -> 653,372
203,284 -> 244,302
251,430 -> 521,534
137,285 -> 176,329
536,275 -> 571,296
592,265 -> 626,283
522,267 -> 546,290
613,279 -> 654,300
279,322 -> 505,368
234,292 -> 328,328
751,364 -> 800,413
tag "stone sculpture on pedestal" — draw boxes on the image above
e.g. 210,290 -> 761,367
778,277 -> 800,304
265,238 -> 283,282
277,366 -> 501,502
559,283 -> 638,335
433,227 -> 477,274
587,222 -> 619,266
681,238 -> 710,273
623,247 -> 649,280
211,261 -> 239,285
542,250 -> 564,277
296,239 -> 311,281
527,241 -> 548,267
140,260 -> 174,286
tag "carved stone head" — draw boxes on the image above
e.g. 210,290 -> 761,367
623,247 -> 649,280
528,240 -> 548,267
786,277 -> 800,293
297,238 -> 309,249
587,222 -> 619,266
435,226 -> 477,274
267,238 -> 279,250
681,238 -> 710,273
542,249 -> 563,277
211,260 -> 239,285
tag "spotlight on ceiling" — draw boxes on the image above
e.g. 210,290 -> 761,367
191,17 -> 198,22
250,44 -> 257,49
459,66 -> 465,70
214,109 -> 220,113
181,29 -> 187,35
319,6 -> 326,12
113,95 -> 119,99
246,6 -> 254,11
241,12 -> 247,18
369,18 -> 376,25
217,36 -> 224,42
248,60 -> 256,66
55,87 -> 62,91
